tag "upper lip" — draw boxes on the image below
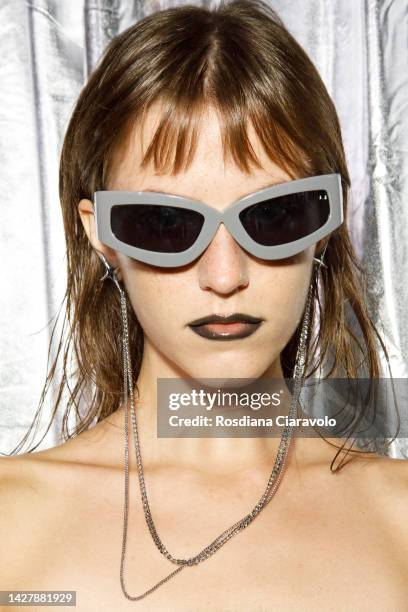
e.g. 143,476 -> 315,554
188,313 -> 263,326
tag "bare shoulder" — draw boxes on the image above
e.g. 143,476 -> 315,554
0,441 -> 78,487
0,452 -> 47,501
351,452 -> 408,538
0,430 -> 105,495
0,452 -> 49,585
342,449 -> 408,491
357,452 -> 408,491
0,437 -> 102,588
307,440 -> 408,540
0,447 -> 68,527
0,419 -> 121,527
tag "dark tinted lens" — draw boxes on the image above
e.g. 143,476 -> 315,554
111,204 -> 205,253
239,190 -> 330,246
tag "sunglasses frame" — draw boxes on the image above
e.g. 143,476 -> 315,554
93,173 -> 343,268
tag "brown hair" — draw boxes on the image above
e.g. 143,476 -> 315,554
8,0 -> 394,469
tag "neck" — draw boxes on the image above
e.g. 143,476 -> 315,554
112,338 -> 293,477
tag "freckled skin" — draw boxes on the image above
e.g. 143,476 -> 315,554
78,103 -> 320,471
79,105 -> 315,384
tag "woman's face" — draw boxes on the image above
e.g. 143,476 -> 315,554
79,105 -> 318,381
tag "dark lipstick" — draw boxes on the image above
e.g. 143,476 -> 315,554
188,313 -> 263,340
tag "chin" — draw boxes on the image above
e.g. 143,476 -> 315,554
184,363 -> 268,387
191,376 -> 253,390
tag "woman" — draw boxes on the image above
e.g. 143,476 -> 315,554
1,0 -> 407,609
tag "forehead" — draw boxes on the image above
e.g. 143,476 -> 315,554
107,103 -> 295,204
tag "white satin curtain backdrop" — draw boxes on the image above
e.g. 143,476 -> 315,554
0,0 -> 407,457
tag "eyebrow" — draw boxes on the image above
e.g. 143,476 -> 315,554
140,178 -> 289,202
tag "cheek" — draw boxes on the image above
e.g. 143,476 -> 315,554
121,265 -> 185,339
276,267 -> 311,315
257,262 -> 313,344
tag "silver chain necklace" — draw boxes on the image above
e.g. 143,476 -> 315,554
114,277 -> 314,602
97,251 -> 321,601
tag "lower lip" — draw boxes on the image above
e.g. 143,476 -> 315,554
189,321 -> 262,340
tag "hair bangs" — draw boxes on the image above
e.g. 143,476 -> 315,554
121,94 -> 310,180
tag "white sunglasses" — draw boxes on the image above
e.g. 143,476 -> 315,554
93,173 -> 343,268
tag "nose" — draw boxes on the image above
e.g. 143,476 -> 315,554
197,223 -> 249,295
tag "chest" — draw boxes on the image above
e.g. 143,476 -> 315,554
9,473 -> 408,611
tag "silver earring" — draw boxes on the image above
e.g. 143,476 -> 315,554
98,251 -> 123,294
313,241 -> 329,269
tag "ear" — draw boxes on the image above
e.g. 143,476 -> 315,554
78,198 -> 121,270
